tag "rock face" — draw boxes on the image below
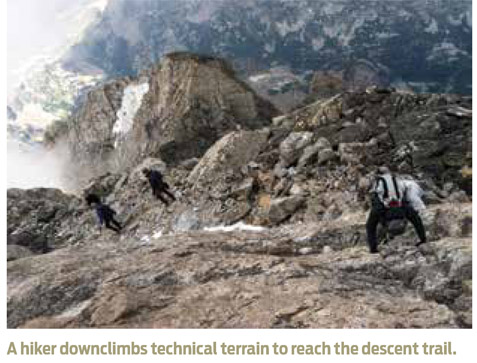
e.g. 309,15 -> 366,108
7,202 -> 472,328
7,188 -> 85,254
68,53 -> 278,177
7,86 -> 472,329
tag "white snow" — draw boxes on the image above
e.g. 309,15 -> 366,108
113,82 -> 149,144
465,10 -> 472,27
425,18 -> 439,34
448,14 -> 463,26
376,32 -> 399,40
312,37 -> 325,51
249,74 -> 270,83
276,19 -> 306,37
264,42 -> 276,53
322,16 -> 368,47
59,300 -> 91,318
204,222 -> 266,233
139,235 -> 152,246
427,42 -> 467,61
153,230 -> 163,239
322,23 -> 341,39
322,3 -> 344,16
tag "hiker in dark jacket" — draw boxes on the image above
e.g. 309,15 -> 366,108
142,168 -> 176,205
85,193 -> 122,233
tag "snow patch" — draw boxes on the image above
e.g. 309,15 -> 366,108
448,14 -> 463,26
312,37 -> 325,51
276,19 -> 306,37
376,32 -> 399,40
427,42 -> 467,61
322,3 -> 344,16
59,299 -> 92,318
204,222 -> 266,233
249,74 -> 270,83
425,18 -> 439,34
264,42 -> 275,53
113,82 -> 149,145
153,230 -> 163,239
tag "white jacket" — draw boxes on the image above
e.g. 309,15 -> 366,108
402,179 -> 426,212
373,174 -> 426,211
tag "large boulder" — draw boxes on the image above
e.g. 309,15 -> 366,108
188,129 -> 270,187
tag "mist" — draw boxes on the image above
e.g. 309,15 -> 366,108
7,0 -> 109,191
7,141 -> 76,190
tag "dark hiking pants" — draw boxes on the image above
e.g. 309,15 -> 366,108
105,218 -> 122,233
366,203 -> 426,253
153,186 -> 176,205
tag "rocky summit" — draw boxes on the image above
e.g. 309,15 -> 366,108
7,53 -> 472,329
66,53 -> 278,180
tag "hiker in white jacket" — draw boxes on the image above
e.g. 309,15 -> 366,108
366,167 -> 427,254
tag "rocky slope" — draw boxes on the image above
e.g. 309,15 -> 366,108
7,54 -> 472,329
7,205 -> 472,328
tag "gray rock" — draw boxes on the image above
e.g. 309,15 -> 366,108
7,245 -> 34,261
318,148 -> 336,165
180,158 -> 200,170
279,132 -> 314,167
269,196 -> 306,224
188,130 -> 270,187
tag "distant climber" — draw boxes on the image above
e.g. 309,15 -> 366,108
366,167 -> 427,254
142,168 -> 176,205
85,193 -> 122,233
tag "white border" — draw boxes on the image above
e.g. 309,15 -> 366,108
1,1 -> 475,362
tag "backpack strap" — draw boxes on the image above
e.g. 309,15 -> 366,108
391,175 -> 401,200
376,177 -> 389,199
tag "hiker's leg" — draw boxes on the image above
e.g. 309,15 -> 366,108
163,188 -> 176,201
366,208 -> 381,253
155,192 -> 169,205
404,205 -> 426,245
111,218 -> 122,230
105,220 -> 121,233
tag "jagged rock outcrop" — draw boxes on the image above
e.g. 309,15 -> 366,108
68,53 -> 279,178
274,88 -> 472,194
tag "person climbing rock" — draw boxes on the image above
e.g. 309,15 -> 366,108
85,193 -> 122,233
366,166 -> 427,254
142,168 -> 176,205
